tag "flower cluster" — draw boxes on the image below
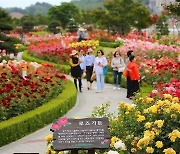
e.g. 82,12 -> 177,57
150,79 -> 180,99
68,40 -> 99,53
114,94 -> 179,153
28,40 -> 72,64
0,60 -> 66,121
92,94 -> 179,153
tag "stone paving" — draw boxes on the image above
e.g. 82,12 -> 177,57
0,78 -> 131,154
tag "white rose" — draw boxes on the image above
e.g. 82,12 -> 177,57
107,150 -> 119,154
114,140 -> 126,150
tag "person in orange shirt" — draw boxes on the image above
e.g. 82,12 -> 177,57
127,55 -> 140,98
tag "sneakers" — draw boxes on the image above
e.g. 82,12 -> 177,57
113,87 -> 121,90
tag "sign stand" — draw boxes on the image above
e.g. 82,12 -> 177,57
51,117 -> 110,154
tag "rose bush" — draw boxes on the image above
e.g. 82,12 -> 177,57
0,60 -> 66,122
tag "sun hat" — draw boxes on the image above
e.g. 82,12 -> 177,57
79,27 -> 84,31
70,50 -> 78,56
87,48 -> 94,53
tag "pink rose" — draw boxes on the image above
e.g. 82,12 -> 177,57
58,117 -> 68,126
52,123 -> 60,130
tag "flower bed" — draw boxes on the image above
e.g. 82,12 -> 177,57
150,79 -> 180,99
28,40 -> 72,64
45,94 -> 180,153
68,40 -> 99,53
0,60 -> 66,122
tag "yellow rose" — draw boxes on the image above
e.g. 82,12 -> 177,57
172,97 -> 179,103
163,148 -> 176,154
51,150 -> 56,154
154,120 -> 164,128
125,111 -> 130,115
157,100 -> 164,107
171,114 -> 177,118
163,94 -> 172,100
149,105 -> 158,113
144,130 -> 155,140
168,129 -> 180,142
137,115 -> 146,122
155,141 -> 163,148
146,147 -> 154,153
143,109 -> 149,114
146,97 -> 154,103
45,134 -> 53,142
131,148 -> 137,153
145,122 -> 152,129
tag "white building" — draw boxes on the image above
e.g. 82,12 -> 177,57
148,0 -> 176,14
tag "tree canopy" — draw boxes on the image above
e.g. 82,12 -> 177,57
48,2 -> 80,29
0,8 -> 13,32
93,0 -> 151,35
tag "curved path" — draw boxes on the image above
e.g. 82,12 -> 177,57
0,77 -> 132,154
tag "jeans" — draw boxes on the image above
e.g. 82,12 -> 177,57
96,74 -> 104,90
113,70 -> 122,87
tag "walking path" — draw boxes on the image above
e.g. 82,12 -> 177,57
0,78 -> 132,154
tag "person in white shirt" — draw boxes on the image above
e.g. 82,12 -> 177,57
93,50 -> 108,93
111,51 -> 125,90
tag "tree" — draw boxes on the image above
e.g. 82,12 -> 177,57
0,8 -> 13,32
165,0 -> 180,36
93,0 -> 150,35
48,2 -> 80,29
47,20 -> 61,34
20,15 -> 35,32
156,15 -> 169,37
132,1 -> 151,31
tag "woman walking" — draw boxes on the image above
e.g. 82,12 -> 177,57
93,50 -> 108,93
69,50 -> 82,92
84,48 -> 95,90
127,55 -> 140,98
125,50 -> 133,98
111,50 -> 125,90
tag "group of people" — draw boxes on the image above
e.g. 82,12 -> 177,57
69,48 -> 107,93
77,27 -> 89,42
69,48 -> 140,98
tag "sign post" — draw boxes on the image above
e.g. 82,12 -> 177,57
51,117 -> 110,153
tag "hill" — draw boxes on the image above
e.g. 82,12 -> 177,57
6,2 -> 52,15
71,0 -> 149,10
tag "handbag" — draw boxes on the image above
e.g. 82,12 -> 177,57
103,66 -> 108,76
118,66 -> 125,72
118,58 -> 125,72
91,72 -> 96,81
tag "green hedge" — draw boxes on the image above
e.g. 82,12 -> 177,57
0,80 -> 77,147
22,51 -> 71,74
99,41 -> 122,48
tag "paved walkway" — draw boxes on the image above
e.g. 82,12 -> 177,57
0,78 -> 132,154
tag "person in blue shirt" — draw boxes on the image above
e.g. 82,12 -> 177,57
79,50 -> 86,87
84,48 -> 95,90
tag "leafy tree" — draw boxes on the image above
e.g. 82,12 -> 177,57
132,1 -> 151,31
93,0 -> 151,35
165,0 -> 180,16
48,2 -> 80,29
0,8 -> 13,32
165,0 -> 180,36
20,15 -> 35,32
47,20 -> 61,34
156,15 -> 169,36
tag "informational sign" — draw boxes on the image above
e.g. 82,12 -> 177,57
52,117 -> 110,151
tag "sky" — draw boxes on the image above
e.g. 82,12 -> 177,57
0,0 -> 71,8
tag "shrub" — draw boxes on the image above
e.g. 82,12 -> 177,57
0,80 -> 77,147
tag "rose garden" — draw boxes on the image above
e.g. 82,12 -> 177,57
0,0 -> 180,154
